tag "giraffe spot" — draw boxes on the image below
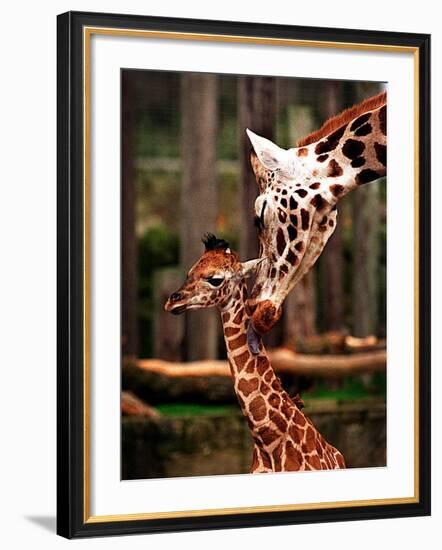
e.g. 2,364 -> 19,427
271,378 -> 282,392
317,154 -> 329,163
224,326 -> 240,337
228,333 -> 247,350
273,442 -> 284,471
379,105 -> 387,135
337,453 -> 346,468
289,423 -> 305,443
262,451 -> 272,469
295,189 -> 308,198
286,250 -> 297,265
294,241 -> 304,252
297,147 -> 308,156
276,228 -> 286,255
277,208 -> 287,223
270,410 -> 288,433
245,360 -> 257,374
330,183 -> 344,196
310,194 -> 327,210
305,426 -> 316,451
284,441 -> 302,470
342,138 -> 365,160
306,454 -> 322,469
282,189 -> 287,195
222,312 -> 230,323
257,426 -> 276,446
288,225 -> 297,241
301,209 -> 310,230
264,370 -> 273,382
314,124 -> 347,155
289,196 -> 298,210
280,197 -> 287,208
280,264 -> 289,275
374,142 -> 387,166
237,377 -> 259,397
350,112 -> 371,131
354,122 -> 372,136
257,356 -> 269,375
268,393 -> 280,408
309,182 -> 321,189
356,168 -> 381,185
234,350 -> 249,371
281,399 -> 292,419
324,453 -> 333,469
249,395 -> 267,422
351,156 -> 366,168
270,267 -> 276,278
260,382 -> 272,396
327,159 -> 343,177
232,309 -> 243,324
328,219 -> 334,227
290,214 -> 298,226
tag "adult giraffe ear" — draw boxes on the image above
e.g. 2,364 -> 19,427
237,258 -> 266,279
246,129 -> 293,174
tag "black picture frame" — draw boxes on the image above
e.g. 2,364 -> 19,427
57,10 -> 431,539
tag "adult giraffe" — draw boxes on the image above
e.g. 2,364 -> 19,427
246,91 -> 387,342
165,234 -> 345,473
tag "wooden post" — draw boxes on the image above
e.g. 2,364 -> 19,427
351,83 -> 384,337
238,76 -> 277,262
320,81 -> 345,332
153,268 -> 185,361
181,73 -> 219,360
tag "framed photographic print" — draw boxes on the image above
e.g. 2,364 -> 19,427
57,10 -> 431,538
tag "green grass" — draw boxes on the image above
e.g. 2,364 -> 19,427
156,403 -> 238,417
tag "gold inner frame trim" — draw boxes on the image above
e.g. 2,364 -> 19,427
82,26 -> 420,524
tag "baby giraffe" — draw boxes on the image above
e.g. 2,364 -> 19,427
165,234 -> 345,473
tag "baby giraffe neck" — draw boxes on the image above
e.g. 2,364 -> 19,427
218,280 -> 346,472
219,281 -> 291,440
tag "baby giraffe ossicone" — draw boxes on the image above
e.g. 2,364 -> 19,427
165,234 -> 345,473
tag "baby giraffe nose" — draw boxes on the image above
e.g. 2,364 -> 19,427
170,291 -> 183,302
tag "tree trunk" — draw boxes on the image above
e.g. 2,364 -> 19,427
321,81 -> 345,332
351,82 -> 383,337
181,73 -> 218,360
238,76 -> 277,262
121,72 -> 139,358
352,184 -> 380,336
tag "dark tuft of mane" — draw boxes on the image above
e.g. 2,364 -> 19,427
202,233 -> 230,252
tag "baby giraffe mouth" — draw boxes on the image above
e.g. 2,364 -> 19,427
164,299 -> 188,315
169,304 -> 187,315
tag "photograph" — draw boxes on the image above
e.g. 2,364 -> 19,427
120,70 -> 388,480
56,11 -> 430,538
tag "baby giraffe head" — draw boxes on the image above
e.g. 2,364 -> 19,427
164,234 -> 262,315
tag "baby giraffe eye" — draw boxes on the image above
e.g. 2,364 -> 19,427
207,277 -> 224,287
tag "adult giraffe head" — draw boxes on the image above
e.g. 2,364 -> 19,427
246,91 -> 387,335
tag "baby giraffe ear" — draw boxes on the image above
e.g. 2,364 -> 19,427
238,258 -> 263,279
246,129 -> 293,174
